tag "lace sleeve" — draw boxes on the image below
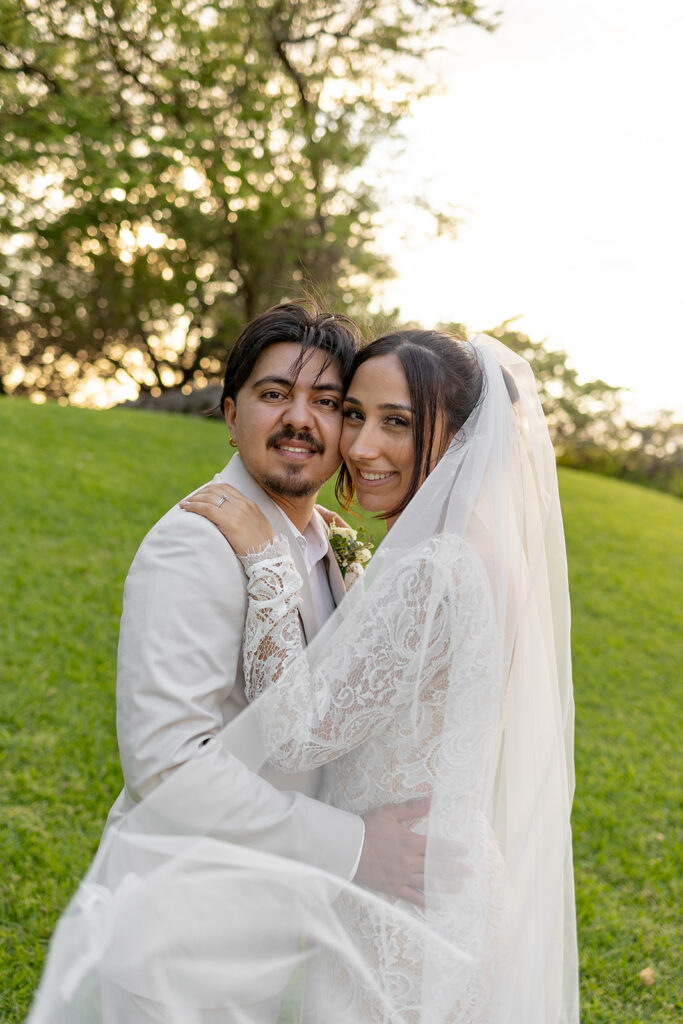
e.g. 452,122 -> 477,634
238,537 -> 305,702
247,536 -> 492,771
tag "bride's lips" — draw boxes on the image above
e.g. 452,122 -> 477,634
353,467 -> 397,487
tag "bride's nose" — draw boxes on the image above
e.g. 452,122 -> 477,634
344,422 -> 381,462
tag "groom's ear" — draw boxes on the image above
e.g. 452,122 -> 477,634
224,398 -> 237,433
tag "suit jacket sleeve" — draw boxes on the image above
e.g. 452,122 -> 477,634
116,503 -> 364,879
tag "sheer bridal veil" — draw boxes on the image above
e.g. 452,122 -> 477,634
27,335 -> 578,1023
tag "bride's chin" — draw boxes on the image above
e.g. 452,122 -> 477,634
357,498 -> 386,514
352,486 -> 380,510
354,490 -> 392,515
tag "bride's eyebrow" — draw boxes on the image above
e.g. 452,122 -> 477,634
378,402 -> 413,413
343,396 -> 413,413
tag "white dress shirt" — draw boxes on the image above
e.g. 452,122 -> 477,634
280,510 -> 336,633
280,508 -> 365,874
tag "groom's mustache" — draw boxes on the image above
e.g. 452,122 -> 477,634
266,428 -> 325,455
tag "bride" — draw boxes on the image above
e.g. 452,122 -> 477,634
181,329 -> 579,1023
27,330 -> 578,1023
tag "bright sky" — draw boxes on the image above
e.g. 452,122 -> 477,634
373,0 -> 683,415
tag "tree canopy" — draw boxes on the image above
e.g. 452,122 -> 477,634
0,0 -> 494,401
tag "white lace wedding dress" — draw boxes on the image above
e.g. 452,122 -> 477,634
240,534 -> 506,1023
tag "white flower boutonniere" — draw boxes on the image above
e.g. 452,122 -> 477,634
327,522 -> 374,580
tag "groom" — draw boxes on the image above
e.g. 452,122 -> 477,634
112,302 -> 427,901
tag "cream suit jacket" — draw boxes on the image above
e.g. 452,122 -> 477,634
110,453 -> 364,879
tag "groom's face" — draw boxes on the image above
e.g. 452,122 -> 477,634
224,341 -> 345,501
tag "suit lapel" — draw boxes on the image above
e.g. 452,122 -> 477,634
217,455 -> 320,643
326,551 -> 347,606
312,509 -> 347,607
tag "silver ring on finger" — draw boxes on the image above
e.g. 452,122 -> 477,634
216,494 -> 229,508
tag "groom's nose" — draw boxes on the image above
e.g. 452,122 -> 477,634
282,394 -> 314,433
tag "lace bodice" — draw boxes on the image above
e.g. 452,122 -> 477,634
240,535 -> 498,782
239,534 -> 505,1021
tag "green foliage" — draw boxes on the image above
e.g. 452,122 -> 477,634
326,521 -> 374,578
0,0 -> 493,401
1,399 -> 681,1021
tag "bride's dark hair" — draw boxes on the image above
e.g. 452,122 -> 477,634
336,329 -> 484,520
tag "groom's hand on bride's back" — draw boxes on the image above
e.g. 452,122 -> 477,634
355,797 -> 430,907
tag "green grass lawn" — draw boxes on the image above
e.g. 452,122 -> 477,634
1,398 -> 681,1021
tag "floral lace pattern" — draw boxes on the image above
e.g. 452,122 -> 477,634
238,539 -> 306,698
342,560 -> 365,589
240,534 -> 506,1022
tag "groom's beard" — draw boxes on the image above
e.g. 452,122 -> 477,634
263,473 -> 320,498
263,428 -> 330,499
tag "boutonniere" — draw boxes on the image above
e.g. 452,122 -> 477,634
326,522 -> 374,579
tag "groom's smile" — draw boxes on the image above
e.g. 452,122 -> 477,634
224,341 -> 344,506
267,427 -> 325,462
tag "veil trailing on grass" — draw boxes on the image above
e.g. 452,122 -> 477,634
27,336 -> 578,1023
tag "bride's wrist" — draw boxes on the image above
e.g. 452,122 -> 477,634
238,536 -> 290,573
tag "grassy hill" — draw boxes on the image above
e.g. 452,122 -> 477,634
1,398 -> 681,1022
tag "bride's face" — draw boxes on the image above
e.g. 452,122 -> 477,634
341,354 -> 416,525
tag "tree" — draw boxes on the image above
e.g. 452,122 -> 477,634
0,0 -> 494,402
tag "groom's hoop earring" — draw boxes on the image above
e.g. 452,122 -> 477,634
216,494 -> 229,508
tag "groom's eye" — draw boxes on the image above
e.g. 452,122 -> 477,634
317,397 -> 340,409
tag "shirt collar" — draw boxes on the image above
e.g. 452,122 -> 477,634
280,509 -> 328,571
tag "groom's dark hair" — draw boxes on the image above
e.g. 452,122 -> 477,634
220,302 -> 361,412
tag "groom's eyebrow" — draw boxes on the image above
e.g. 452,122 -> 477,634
252,375 -> 343,393
253,375 -> 295,390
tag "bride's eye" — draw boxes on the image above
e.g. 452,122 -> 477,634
343,408 -> 364,421
386,415 -> 409,427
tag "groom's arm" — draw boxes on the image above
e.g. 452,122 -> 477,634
117,502 -> 426,892
115,503 -> 365,879
116,506 -> 246,802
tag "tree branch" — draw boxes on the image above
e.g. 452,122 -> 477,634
0,40 -> 61,94
270,27 -> 311,113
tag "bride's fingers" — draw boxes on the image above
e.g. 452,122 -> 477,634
180,488 -> 274,555
183,484 -> 242,505
315,505 -> 349,529
179,499 -> 228,525
181,489 -> 255,519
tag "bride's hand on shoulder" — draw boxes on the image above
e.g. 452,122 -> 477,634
179,484 -> 274,556
315,504 -> 352,531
